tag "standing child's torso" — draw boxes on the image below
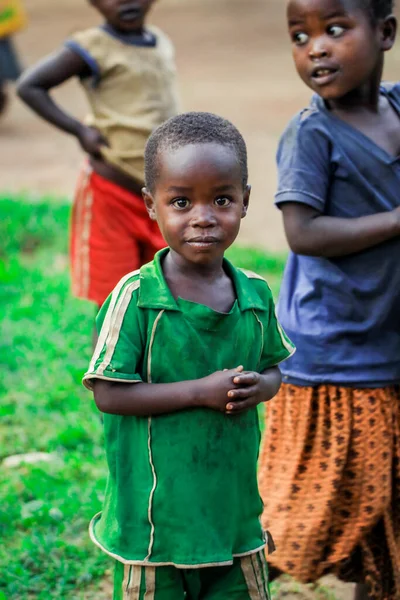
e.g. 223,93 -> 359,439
66,25 -> 180,183
86,249 -> 294,565
276,83 -> 400,386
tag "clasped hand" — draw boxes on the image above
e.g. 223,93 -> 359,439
200,366 -> 273,415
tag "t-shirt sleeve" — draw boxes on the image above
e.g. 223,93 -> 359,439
256,282 -> 296,371
274,110 -> 332,213
65,29 -> 103,84
83,277 -> 144,390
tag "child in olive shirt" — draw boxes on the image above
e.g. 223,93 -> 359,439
84,112 -> 294,599
18,0 -> 179,306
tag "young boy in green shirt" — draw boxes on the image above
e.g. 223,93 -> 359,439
83,112 -> 295,599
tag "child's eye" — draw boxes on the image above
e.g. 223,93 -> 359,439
172,198 -> 189,210
215,197 -> 232,207
292,31 -> 309,45
327,25 -> 345,37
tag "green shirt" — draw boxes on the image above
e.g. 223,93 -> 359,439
83,249 -> 295,567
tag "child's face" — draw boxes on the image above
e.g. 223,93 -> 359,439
287,0 -> 392,101
90,0 -> 155,32
143,143 -> 250,268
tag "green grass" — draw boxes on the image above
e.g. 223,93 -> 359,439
0,193 -> 286,599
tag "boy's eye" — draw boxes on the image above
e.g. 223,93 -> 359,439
215,197 -> 232,207
172,198 -> 189,210
293,31 -> 309,45
327,24 -> 345,37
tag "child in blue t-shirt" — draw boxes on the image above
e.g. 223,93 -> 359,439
258,0 -> 400,599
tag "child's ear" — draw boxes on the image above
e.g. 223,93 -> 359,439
142,188 -> 157,221
241,185 -> 251,218
380,15 -> 397,51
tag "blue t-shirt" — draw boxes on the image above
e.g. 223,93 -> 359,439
276,83 -> 400,387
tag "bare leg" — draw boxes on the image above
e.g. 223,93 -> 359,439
354,583 -> 369,600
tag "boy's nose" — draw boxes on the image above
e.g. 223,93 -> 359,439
309,39 -> 329,59
191,206 -> 217,228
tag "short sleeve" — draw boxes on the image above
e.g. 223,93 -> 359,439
65,28 -> 103,84
83,276 -> 144,390
275,110 -> 332,213
256,283 -> 295,371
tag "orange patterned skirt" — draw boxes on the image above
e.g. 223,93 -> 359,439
258,384 -> 400,599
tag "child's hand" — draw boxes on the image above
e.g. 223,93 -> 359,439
77,124 -> 109,158
225,371 -> 276,414
198,366 -> 243,413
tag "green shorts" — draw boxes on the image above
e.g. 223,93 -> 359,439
113,551 -> 270,600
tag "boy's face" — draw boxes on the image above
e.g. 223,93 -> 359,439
90,0 -> 155,32
286,0 -> 393,100
143,143 -> 250,267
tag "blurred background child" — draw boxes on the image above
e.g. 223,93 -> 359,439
17,0 -> 180,307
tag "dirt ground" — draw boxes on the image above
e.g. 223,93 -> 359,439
4,0 -> 399,251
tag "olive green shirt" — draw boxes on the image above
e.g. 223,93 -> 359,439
83,248 -> 295,567
66,26 -> 180,183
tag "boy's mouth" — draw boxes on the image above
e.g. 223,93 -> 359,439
186,236 -> 220,249
310,65 -> 339,86
118,5 -> 143,22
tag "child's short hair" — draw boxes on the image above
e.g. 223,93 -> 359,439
145,112 -> 248,193
360,0 -> 393,21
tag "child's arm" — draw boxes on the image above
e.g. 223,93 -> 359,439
281,202 -> 400,258
92,367 -> 245,417
17,48 -> 108,157
276,112 -> 400,258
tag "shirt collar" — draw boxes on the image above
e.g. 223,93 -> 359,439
138,248 -> 267,312
100,23 -> 157,47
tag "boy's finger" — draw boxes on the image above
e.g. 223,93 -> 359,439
233,372 -> 258,385
227,385 -> 257,399
226,398 -> 254,413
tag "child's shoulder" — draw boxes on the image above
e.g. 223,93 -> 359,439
278,97 -> 333,158
106,269 -> 142,308
235,267 -> 274,301
68,26 -> 106,46
284,98 -> 327,136
147,24 -> 172,43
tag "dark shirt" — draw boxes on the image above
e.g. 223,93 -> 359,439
275,83 -> 400,386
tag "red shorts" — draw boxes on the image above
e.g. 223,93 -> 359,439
70,166 -> 165,306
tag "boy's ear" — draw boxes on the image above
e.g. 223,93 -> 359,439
142,188 -> 157,221
380,15 -> 397,51
241,185 -> 251,218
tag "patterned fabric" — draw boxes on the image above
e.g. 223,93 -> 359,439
258,383 -> 400,599
113,551 -> 271,600
83,248 -> 295,566
70,165 -> 165,306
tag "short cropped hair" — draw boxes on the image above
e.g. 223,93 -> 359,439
145,112 -> 248,193
359,0 -> 394,21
